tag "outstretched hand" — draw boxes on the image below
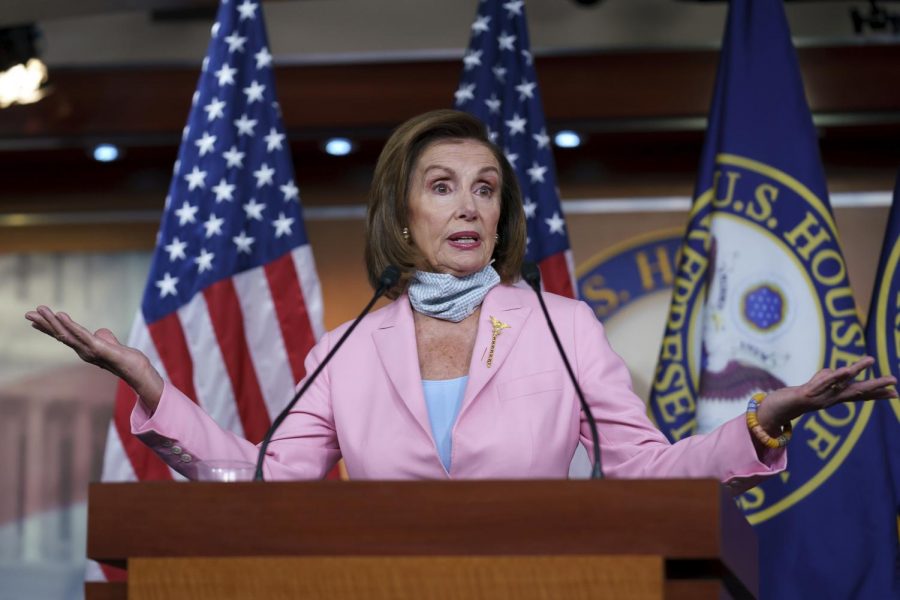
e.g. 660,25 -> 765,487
758,356 -> 897,435
25,306 -> 164,410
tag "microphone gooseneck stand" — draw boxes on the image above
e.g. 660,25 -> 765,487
521,262 -> 603,480
253,265 -> 401,481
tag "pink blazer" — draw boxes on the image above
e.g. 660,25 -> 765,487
132,284 -> 785,491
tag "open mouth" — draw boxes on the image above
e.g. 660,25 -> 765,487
448,231 -> 481,248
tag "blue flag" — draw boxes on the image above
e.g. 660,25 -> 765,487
455,0 -> 575,297
866,173 -> 900,514
648,1 -> 899,597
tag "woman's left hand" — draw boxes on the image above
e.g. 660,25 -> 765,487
756,356 -> 897,436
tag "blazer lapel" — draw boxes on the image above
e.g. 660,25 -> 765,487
371,296 -> 432,438
460,286 -> 532,416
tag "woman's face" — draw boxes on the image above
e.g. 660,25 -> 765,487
407,139 -> 502,277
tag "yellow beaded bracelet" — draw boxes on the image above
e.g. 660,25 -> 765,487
746,392 -> 792,449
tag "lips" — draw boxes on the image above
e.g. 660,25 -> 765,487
447,231 -> 481,249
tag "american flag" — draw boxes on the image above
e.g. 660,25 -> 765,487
456,0 -> 576,297
91,0 -> 324,580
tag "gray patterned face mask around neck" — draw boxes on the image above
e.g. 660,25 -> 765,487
408,265 -> 501,322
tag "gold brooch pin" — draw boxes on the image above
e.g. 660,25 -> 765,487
486,316 -> 511,368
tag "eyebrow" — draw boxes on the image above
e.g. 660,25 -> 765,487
422,164 -> 500,178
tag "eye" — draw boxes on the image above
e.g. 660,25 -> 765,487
475,184 -> 494,197
432,181 -> 451,194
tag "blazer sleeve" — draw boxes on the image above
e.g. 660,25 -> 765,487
130,332 -> 341,480
571,300 -> 786,494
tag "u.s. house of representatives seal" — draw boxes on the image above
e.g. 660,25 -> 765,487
651,154 -> 873,524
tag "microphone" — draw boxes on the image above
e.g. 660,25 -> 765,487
253,265 -> 401,481
521,262 -> 603,479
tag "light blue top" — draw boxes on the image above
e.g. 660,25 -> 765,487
422,376 -> 468,472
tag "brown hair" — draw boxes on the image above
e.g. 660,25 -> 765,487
365,109 -> 526,298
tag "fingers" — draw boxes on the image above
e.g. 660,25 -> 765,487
94,328 -> 121,345
837,376 -> 898,402
26,307 -> 104,357
57,311 -> 102,349
809,357 -> 876,396
26,310 -> 56,338
29,305 -> 70,342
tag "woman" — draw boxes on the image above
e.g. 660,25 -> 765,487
25,110 -> 896,489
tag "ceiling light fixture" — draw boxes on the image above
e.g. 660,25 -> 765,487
554,130 -> 582,148
92,143 -> 121,163
0,25 -> 49,109
324,137 -> 353,156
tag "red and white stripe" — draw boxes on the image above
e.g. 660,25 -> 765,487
91,245 -> 324,581
539,249 -> 577,298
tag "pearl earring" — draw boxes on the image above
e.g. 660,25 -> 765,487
402,227 -> 410,242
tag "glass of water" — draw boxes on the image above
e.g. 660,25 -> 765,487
195,459 -> 256,482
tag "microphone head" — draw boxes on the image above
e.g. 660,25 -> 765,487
379,265 -> 401,289
520,261 -> 541,290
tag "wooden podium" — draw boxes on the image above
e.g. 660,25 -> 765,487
86,479 -> 757,600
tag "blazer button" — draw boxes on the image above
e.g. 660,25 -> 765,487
162,440 -> 174,448
171,446 -> 183,455
180,454 -> 192,463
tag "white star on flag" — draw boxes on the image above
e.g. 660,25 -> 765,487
463,50 -> 482,71
195,132 -> 217,156
215,63 -> 237,86
505,113 -> 527,135
164,237 -> 188,261
211,178 -> 236,202
203,214 -> 225,238
471,15 -> 491,34
503,1 -> 524,17
527,161 -> 547,183
224,31 -> 247,53
204,97 -> 226,121
194,249 -> 215,273
515,79 -> 536,101
184,167 -> 207,190
273,212 -> 295,238
255,47 -> 273,69
243,198 -> 266,220
222,145 -> 245,168
264,127 -> 286,152
211,22 -> 220,37
498,32 -> 516,51
452,0 -> 576,297
99,0 -> 328,531
237,0 -> 258,20
155,272 -> 179,298
454,83 -> 476,106
253,163 -> 275,187
280,180 -> 300,202
234,113 -> 258,136
485,94 -> 502,114
174,201 -> 199,226
545,211 -> 566,234
232,230 -> 255,253
243,80 -> 266,104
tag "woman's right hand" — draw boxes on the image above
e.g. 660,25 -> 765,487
25,306 -> 164,412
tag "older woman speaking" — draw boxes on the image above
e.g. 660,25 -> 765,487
25,110 -> 896,489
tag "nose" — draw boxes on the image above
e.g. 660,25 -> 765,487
455,192 -> 478,221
